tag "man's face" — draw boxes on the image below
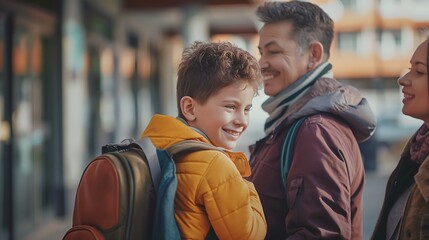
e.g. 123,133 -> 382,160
258,21 -> 310,97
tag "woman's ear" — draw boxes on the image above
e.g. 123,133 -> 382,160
180,96 -> 196,122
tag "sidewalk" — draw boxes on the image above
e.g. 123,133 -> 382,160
362,171 -> 389,240
23,171 -> 389,240
23,217 -> 70,240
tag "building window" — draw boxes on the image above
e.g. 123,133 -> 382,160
337,32 -> 359,53
340,0 -> 357,10
416,27 -> 429,44
380,29 -> 402,58
391,30 -> 402,47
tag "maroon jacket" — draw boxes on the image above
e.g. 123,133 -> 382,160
249,113 -> 365,239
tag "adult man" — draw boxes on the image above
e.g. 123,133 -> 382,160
248,1 -> 377,239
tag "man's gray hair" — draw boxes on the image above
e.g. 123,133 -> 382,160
256,1 -> 334,58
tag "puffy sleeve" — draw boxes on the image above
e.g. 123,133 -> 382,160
197,152 -> 267,240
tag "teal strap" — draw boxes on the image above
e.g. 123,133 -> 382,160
280,118 -> 305,190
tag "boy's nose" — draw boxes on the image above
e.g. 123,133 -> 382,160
234,112 -> 248,127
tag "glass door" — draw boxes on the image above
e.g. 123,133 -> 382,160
0,11 -> 13,240
12,24 -> 40,237
0,3 -> 57,239
87,46 -> 102,158
0,12 -> 8,240
12,17 -> 55,238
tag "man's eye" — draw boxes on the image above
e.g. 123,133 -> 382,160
225,105 -> 236,110
244,107 -> 252,113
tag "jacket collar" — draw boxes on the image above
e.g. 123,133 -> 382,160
414,156 -> 429,202
224,151 -> 251,177
176,117 -> 210,140
403,129 -> 429,202
142,114 -> 251,177
286,78 -> 377,142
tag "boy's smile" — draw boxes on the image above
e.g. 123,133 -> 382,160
188,81 -> 254,150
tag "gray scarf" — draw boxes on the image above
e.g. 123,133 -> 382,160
262,62 -> 333,134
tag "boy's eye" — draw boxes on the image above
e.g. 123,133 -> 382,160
244,106 -> 252,113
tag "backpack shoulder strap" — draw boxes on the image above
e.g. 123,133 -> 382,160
129,138 -> 224,190
280,117 -> 306,190
130,138 -> 162,190
166,140 -> 224,158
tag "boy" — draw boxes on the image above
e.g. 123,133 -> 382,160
141,41 -> 267,239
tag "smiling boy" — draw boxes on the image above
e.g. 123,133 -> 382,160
141,41 -> 267,239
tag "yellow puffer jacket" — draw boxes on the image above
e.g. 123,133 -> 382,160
142,114 -> 266,240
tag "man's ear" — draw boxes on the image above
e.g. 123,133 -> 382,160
180,96 -> 196,122
307,42 -> 323,69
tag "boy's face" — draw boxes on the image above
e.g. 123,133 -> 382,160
189,81 -> 254,150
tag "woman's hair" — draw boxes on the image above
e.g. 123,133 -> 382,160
427,38 -> 429,87
176,41 -> 262,118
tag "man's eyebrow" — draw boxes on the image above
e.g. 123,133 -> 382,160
258,41 -> 277,50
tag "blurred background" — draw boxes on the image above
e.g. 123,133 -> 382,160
1,0 -> 428,239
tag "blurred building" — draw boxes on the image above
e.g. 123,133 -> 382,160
0,0 -> 428,239
0,0 -> 260,239
317,0 -> 429,171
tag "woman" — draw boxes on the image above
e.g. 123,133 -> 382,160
372,38 -> 429,240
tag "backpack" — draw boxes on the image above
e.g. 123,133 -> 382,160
280,117 -> 306,190
62,137 -> 221,240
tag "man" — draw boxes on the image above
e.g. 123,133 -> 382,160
248,1 -> 377,239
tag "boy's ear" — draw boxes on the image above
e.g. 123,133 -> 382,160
180,96 -> 196,122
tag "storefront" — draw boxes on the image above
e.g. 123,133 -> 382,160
0,1 -> 61,239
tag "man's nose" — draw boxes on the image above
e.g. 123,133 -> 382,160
259,57 -> 268,70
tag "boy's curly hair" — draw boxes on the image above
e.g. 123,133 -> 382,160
177,41 -> 262,118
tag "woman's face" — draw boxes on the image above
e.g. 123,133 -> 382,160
398,40 -> 429,124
